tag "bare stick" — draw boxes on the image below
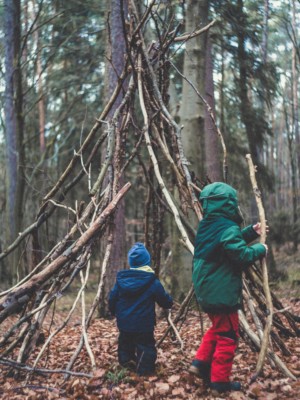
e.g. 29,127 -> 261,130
0,183 -> 131,323
243,284 -> 264,340
137,54 -> 194,254
130,1 -> 202,219
80,266 -> 96,369
173,20 -> 217,42
239,311 -> 296,380
157,285 -> 194,347
0,357 -> 92,378
246,154 -> 274,380
64,234 -> 114,377
166,310 -> 184,350
32,250 -> 91,369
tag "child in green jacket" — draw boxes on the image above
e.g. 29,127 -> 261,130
189,182 -> 267,394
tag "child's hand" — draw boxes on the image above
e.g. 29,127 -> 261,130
253,222 -> 269,236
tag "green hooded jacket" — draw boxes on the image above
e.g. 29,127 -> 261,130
192,182 -> 266,314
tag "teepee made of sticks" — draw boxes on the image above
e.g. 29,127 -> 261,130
0,0 -> 298,382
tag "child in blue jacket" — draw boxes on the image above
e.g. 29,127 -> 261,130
109,242 -> 173,375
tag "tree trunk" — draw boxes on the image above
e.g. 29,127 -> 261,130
291,0 -> 299,251
171,0 -> 209,299
236,0 -> 260,169
204,35 -> 222,181
262,0 -> 269,64
4,0 -> 25,282
179,0 -> 208,181
99,0 -> 128,317
34,3 -> 46,154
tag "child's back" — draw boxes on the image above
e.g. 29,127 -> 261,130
109,243 -> 173,375
110,267 -> 172,332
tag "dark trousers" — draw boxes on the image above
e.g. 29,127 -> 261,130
118,331 -> 157,375
195,312 -> 239,382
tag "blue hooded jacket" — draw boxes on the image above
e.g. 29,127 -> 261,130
109,269 -> 173,333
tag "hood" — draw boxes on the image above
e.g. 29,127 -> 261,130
116,269 -> 156,296
200,182 -> 243,223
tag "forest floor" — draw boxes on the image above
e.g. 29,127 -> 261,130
0,247 -> 299,400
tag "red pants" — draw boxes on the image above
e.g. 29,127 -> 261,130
195,312 -> 239,383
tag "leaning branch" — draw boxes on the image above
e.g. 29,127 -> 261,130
246,153 -> 274,380
137,54 -> 194,254
173,19 -> 217,42
0,183 -> 131,324
239,311 -> 296,381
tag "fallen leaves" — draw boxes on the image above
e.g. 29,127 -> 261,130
168,374 -> 180,384
0,300 -> 299,399
155,382 -> 170,394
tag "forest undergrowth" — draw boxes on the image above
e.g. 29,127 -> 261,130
0,247 -> 299,400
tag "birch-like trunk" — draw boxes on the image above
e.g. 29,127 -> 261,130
170,0 -> 209,298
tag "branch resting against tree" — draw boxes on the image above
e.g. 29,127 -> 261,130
0,183 -> 131,324
246,154 -> 274,381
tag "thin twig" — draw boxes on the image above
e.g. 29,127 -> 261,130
167,310 -> 184,350
0,357 -> 93,378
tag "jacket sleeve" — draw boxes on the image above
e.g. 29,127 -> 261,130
241,224 -> 260,244
221,226 -> 266,266
153,280 -> 173,309
108,283 -> 119,316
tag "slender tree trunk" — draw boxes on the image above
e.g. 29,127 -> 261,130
4,0 -> 25,282
219,30 -> 225,138
204,35 -> 222,181
99,0 -> 128,317
171,0 -> 209,299
291,0 -> 299,250
262,0 -> 269,64
179,0 -> 208,180
236,0 -> 260,168
34,8 -> 46,154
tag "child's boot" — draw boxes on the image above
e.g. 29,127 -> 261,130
189,359 -> 211,384
210,381 -> 241,393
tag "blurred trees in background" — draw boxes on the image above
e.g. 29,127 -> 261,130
0,0 -> 299,295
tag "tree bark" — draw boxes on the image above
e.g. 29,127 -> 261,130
179,0 -> 208,181
4,0 -> 25,281
99,0 -> 128,316
204,35 -> 222,181
170,0 -> 209,298
291,0 -> 299,251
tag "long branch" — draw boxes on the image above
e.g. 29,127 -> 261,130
0,357 -> 92,378
137,54 -> 194,254
246,153 -> 274,380
239,311 -> 296,380
0,183 -> 131,323
131,0 -> 201,220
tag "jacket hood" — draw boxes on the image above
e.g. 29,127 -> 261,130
116,269 -> 156,296
200,182 -> 243,223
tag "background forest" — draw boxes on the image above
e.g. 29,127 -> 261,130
0,1 -> 300,398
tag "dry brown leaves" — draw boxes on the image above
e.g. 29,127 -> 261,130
0,299 -> 299,399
